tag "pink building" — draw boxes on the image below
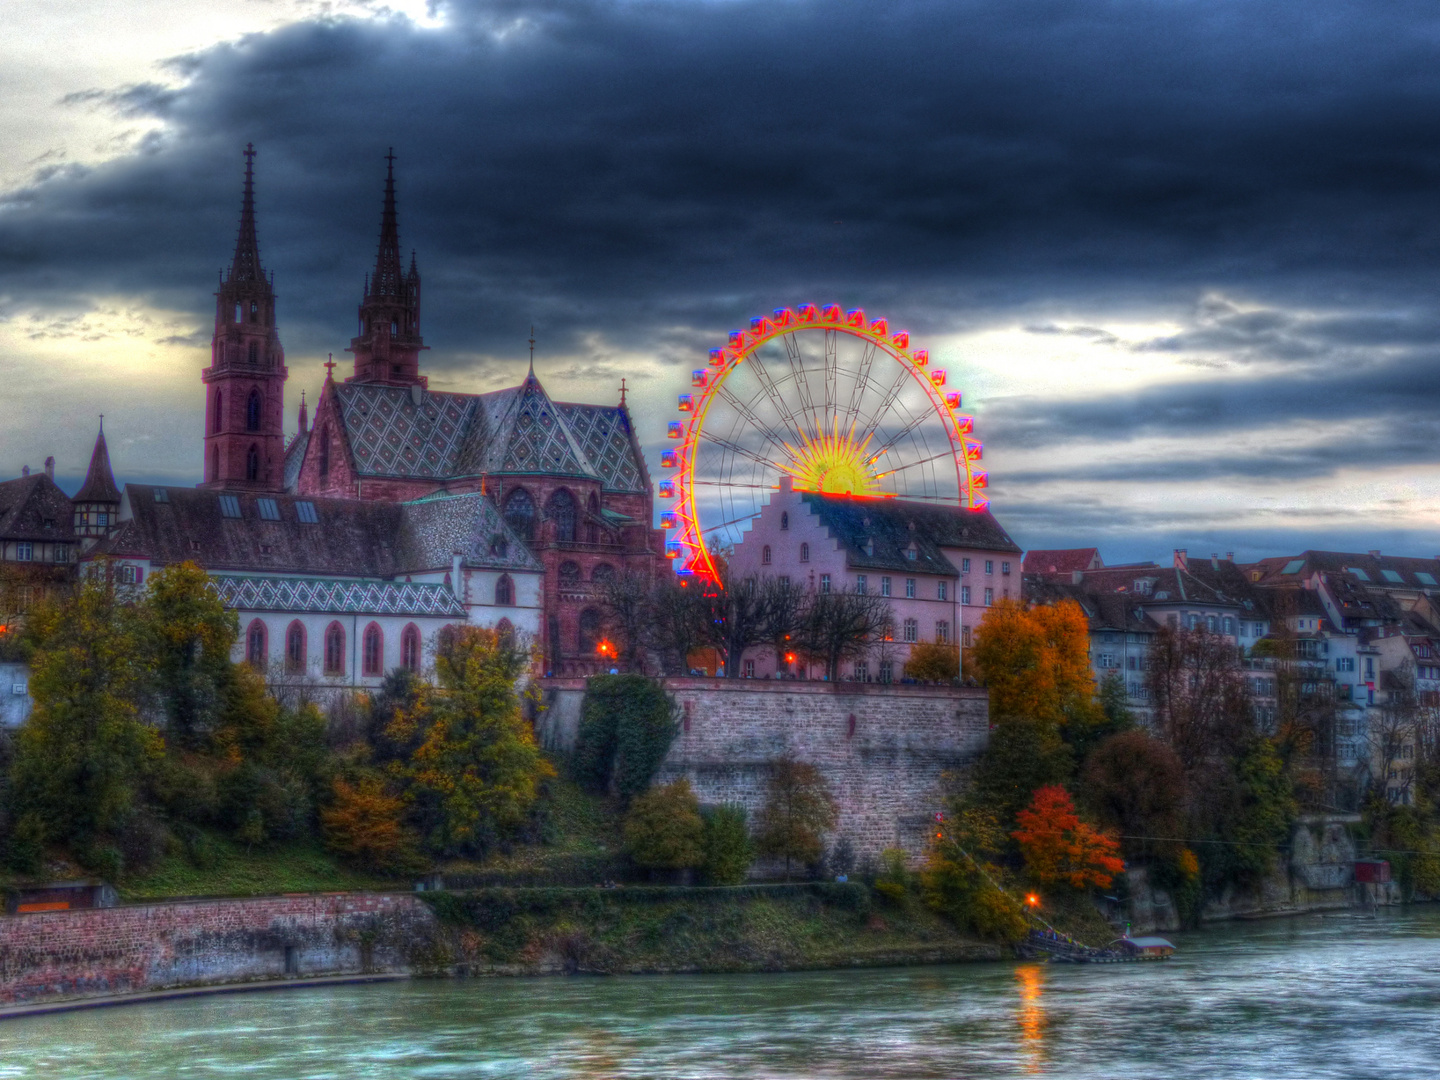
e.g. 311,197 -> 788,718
727,477 -> 1022,681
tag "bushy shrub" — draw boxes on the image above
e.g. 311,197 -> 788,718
574,675 -> 678,799
701,804 -> 753,885
873,847 -> 913,907
624,779 -> 704,870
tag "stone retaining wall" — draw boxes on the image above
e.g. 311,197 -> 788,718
0,892 -> 436,1007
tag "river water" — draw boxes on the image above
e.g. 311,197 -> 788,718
4,907 -> 1440,1079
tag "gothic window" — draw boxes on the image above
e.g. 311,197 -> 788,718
319,426 -> 330,479
548,489 -> 577,542
579,608 -> 603,654
234,303 -> 242,322
391,318 -> 399,335
324,622 -> 345,675
559,561 -> 581,585
286,621 -> 306,673
401,624 -> 421,672
800,542 -> 810,562
586,493 -> 600,544
362,623 -> 383,676
213,390 -> 223,433
249,301 -> 258,322
246,445 -> 260,481
246,389 -> 261,431
495,574 -> 514,606
248,341 -> 258,365
780,512 -> 789,530
503,488 -> 536,541
246,620 -> 267,668
592,564 -> 615,583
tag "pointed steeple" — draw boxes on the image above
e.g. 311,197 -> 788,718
75,420 -> 120,504
370,149 -> 405,300
297,389 -> 309,435
229,143 -> 263,284
348,150 -> 427,386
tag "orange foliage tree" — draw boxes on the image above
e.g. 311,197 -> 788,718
322,776 -> 419,873
971,599 -> 1099,731
1012,785 -> 1124,890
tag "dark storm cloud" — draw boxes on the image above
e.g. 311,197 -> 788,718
6,0 -> 1440,551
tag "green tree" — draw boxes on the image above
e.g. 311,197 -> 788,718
142,562 -> 240,749
1196,737 -> 1297,893
754,756 -> 837,879
963,717 -> 1073,825
921,807 -> 1028,942
701,803 -> 753,885
11,575 -> 163,863
623,778 -> 705,870
573,674 -> 678,799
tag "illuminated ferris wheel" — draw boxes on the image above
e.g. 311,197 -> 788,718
660,304 -> 987,580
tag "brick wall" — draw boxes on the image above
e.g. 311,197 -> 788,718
539,678 -> 989,864
0,892 -> 436,1007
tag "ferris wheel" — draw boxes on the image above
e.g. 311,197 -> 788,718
660,304 -> 987,580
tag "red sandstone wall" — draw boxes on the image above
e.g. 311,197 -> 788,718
0,892 -> 435,1007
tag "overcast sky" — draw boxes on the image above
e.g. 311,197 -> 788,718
5,0 -> 1440,563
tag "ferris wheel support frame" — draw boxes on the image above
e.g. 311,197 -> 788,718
661,304 -> 989,581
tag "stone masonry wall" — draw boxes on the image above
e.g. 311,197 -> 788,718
0,892 -> 437,1007
539,678 -> 990,864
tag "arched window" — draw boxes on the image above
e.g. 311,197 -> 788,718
319,425 -> 330,479
495,574 -> 514,606
780,511 -> 789,530
285,621 -> 306,673
559,561 -> 581,585
324,621 -> 346,675
503,488 -> 536,541
586,493 -> 600,544
249,301 -> 258,322
213,390 -> 223,433
246,389 -> 262,432
362,623 -> 383,676
547,489 -> 577,542
592,564 -> 615,583
579,608 -> 603,654
762,545 -> 772,565
234,302 -> 242,322
246,620 -> 267,668
391,318 -> 399,335
400,624 -> 421,672
496,618 -> 514,645
246,444 -> 260,481
800,542 -> 810,562
248,341 -> 258,365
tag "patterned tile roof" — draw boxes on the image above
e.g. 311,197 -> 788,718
397,492 -> 543,573
493,375 -> 596,479
336,384 -> 478,479
283,429 -> 310,490
558,402 -> 647,493
212,575 -> 464,617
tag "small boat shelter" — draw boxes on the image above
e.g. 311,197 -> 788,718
1109,935 -> 1176,959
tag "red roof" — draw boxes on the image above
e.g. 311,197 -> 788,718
1022,547 -> 1102,574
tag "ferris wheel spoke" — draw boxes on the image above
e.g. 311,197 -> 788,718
824,329 -> 839,436
841,339 -> 878,432
780,332 -> 820,439
873,448 -> 959,479
865,408 -> 940,465
697,429 -> 794,475
713,381 -> 802,461
853,365 -> 915,448
744,348 -> 811,447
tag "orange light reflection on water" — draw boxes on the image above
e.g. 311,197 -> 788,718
1015,962 -> 1046,1074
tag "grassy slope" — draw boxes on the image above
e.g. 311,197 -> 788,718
118,835 -> 391,901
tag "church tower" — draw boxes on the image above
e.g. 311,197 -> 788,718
347,151 -> 427,386
201,144 -> 288,491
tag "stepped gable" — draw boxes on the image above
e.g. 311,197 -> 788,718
0,475 -> 79,542
557,402 -> 646,493
798,493 -> 1020,575
395,492 -> 543,573
334,383 -> 478,479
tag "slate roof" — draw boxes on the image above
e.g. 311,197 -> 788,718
0,475 -> 79,543
1024,576 -> 1161,634
325,373 -> 647,493
1022,548 -> 1102,575
212,575 -> 464,617
74,429 -> 121,503
94,486 -> 538,577
799,493 -> 1021,575
1249,550 -> 1440,592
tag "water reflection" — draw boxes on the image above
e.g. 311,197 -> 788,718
1014,963 -> 1046,1073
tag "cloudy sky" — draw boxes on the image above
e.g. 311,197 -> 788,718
5,0 -> 1440,563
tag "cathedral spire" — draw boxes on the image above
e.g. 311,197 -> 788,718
348,150 -> 426,386
369,148 -> 405,300
229,143 -> 263,284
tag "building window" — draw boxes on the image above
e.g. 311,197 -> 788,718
854,659 -> 869,681
579,607 -> 603,654
856,575 -> 867,595
286,622 -> 306,673
295,501 -> 318,524
762,545 -> 772,565
246,620 -> 267,669
559,561 -> 581,585
246,389 -> 261,431
246,444 -> 260,481
401,624 -> 421,671
362,623 -> 383,676
903,618 -> 918,643
495,574 -> 514,606
961,585 -> 971,605
780,512 -> 789,530
985,560 -> 993,575
744,659 -> 755,678
905,544 -> 917,561
1207,615 -> 1219,633
257,498 -> 280,521
52,544 -> 69,564
1223,617 -> 1235,635
324,622 -> 345,676
881,576 -> 891,597
547,489 -> 577,543
937,581 -> 948,601
882,620 -> 894,642
984,587 -> 993,606
961,625 -> 971,647
14,542 -> 31,562
1097,653 -> 1116,669
800,542 -> 810,563
936,621 -> 950,644
905,578 -> 916,598
219,494 -> 242,518
961,558 -> 970,573
504,488 -> 536,541
820,574 -> 831,593
120,564 -> 143,585
1002,561 -> 1011,575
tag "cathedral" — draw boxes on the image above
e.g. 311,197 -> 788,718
94,147 -> 660,683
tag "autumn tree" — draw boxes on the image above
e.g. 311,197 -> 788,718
141,562 -> 239,748
972,598 -> 1102,735
903,641 -> 960,683
922,807 -> 1029,942
322,776 -> 422,874
1012,785 -> 1124,890
754,756 -> 837,879
1147,624 -> 1254,772
623,778 -> 705,871
1080,729 -> 1187,861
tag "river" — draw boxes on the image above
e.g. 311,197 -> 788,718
4,907 -> 1439,1079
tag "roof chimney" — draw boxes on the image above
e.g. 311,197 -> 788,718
44,457 -> 54,480
1369,550 -> 1381,558
1173,548 -> 1188,569
21,465 -> 29,477
1225,552 -> 1234,562
1211,553 -> 1219,570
